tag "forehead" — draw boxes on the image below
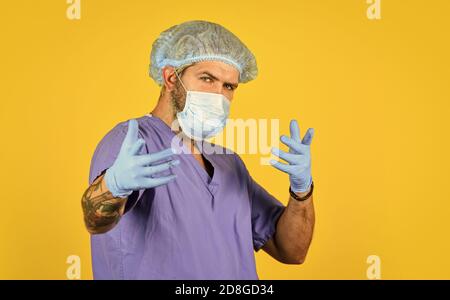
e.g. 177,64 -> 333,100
186,60 -> 240,83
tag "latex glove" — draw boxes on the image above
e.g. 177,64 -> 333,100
105,119 -> 179,197
270,119 -> 314,193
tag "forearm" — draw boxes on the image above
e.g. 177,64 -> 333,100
273,189 -> 315,263
81,172 -> 128,234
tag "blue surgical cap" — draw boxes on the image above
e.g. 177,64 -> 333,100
149,20 -> 258,86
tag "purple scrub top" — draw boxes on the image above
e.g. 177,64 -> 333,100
88,114 -> 285,279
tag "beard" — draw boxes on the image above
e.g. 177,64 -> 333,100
169,79 -> 190,138
170,79 -> 186,118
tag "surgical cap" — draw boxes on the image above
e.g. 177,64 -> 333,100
149,20 -> 258,86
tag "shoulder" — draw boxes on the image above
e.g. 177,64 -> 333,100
89,116 -> 150,182
97,115 -> 153,144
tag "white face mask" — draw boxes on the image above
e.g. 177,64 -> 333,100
174,69 -> 230,141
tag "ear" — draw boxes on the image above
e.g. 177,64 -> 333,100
162,66 -> 178,91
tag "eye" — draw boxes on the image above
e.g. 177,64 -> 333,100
200,76 -> 212,83
225,84 -> 235,91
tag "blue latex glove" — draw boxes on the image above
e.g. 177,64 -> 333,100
270,120 -> 314,193
105,119 -> 180,197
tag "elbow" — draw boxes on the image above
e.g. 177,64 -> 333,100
280,250 -> 308,265
87,228 -> 106,235
83,219 -> 115,235
283,255 -> 306,265
293,256 -> 306,265
85,225 -> 114,235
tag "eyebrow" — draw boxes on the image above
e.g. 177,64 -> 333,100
198,71 -> 239,88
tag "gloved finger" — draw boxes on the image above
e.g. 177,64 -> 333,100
140,160 -> 180,177
269,159 -> 295,175
280,135 -> 305,154
129,138 -> 146,156
271,147 -> 299,165
302,128 -> 315,146
144,174 -> 177,188
135,147 -> 176,166
290,119 -> 302,143
121,119 -> 139,153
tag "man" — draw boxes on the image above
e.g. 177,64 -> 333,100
82,20 -> 315,279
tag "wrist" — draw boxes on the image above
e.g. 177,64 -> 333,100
105,168 -> 133,198
294,187 -> 311,198
289,180 -> 314,202
290,176 -> 313,194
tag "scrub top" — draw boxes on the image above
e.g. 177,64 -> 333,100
88,114 -> 285,279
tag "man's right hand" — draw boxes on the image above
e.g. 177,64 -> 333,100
105,119 -> 180,197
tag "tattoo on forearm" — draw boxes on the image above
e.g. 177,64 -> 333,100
81,174 -> 126,233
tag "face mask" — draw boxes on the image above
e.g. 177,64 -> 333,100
173,69 -> 230,141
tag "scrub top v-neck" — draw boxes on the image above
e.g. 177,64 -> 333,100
88,114 -> 285,279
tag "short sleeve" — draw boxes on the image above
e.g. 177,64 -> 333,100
234,154 -> 286,252
88,121 -> 148,214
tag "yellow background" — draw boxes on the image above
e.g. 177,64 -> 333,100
1,0 -> 449,279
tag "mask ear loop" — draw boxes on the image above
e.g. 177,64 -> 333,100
173,67 -> 191,140
173,67 -> 188,92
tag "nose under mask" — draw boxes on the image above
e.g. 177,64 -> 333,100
174,69 -> 230,141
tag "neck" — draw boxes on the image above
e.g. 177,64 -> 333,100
150,98 -> 202,154
150,96 -> 177,130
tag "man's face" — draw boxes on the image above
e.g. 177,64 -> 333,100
170,60 -> 240,116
